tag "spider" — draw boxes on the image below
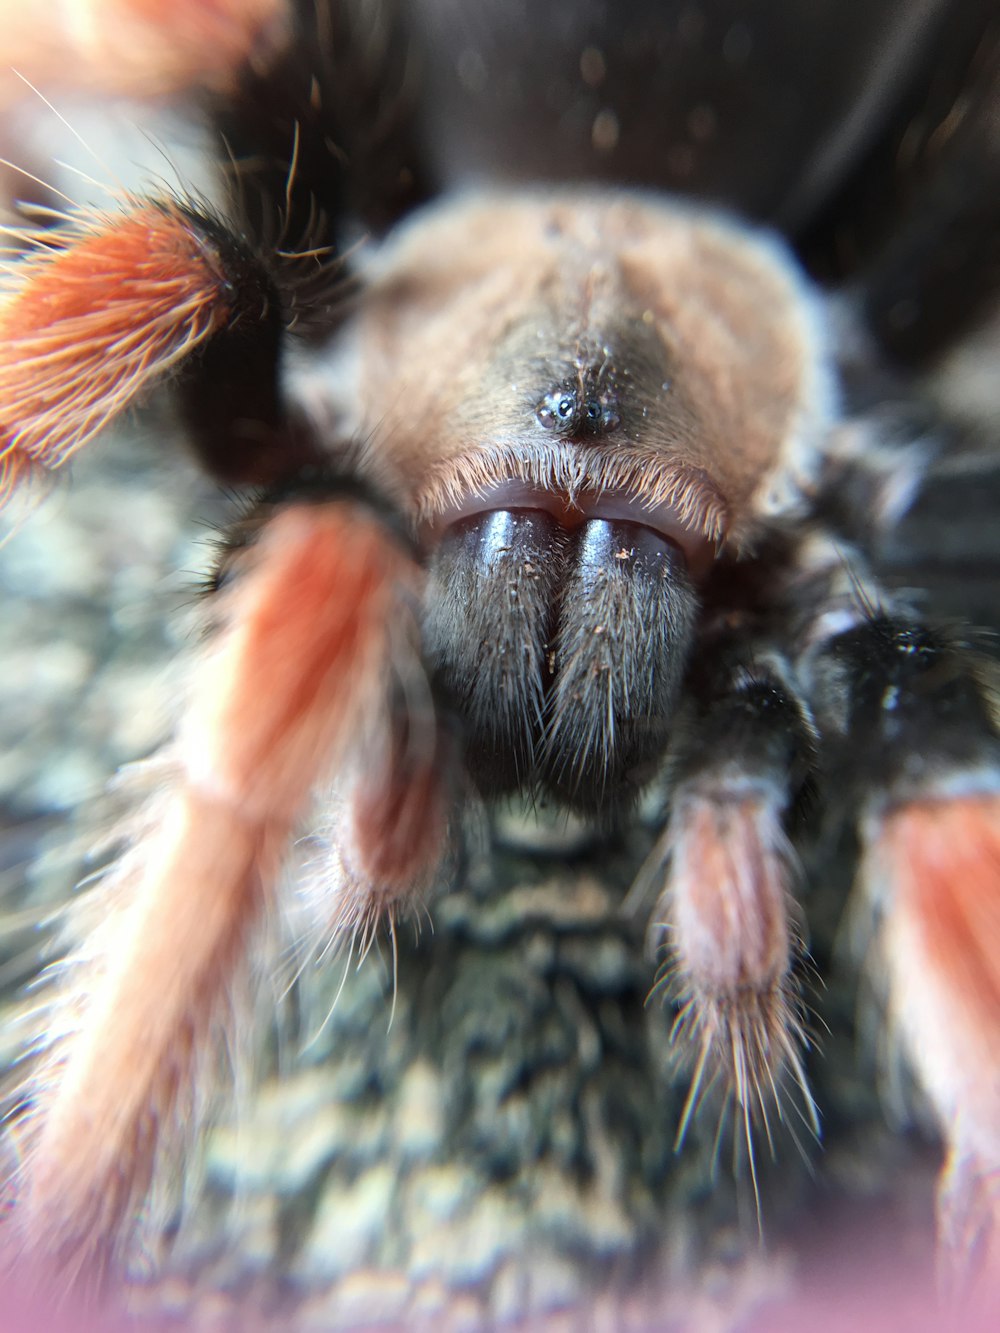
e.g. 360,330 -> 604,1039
0,0 -> 999,1325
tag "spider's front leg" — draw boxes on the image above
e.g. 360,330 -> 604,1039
0,199 -> 326,495
646,416 -> 999,1297
798,541 -> 1000,1299
650,629 -> 819,1192
0,201 -> 451,1296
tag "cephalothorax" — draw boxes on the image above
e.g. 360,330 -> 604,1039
0,0 -> 999,1322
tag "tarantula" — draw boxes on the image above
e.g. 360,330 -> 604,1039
0,0 -> 999,1323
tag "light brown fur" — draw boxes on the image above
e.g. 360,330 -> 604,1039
302,192 -> 833,550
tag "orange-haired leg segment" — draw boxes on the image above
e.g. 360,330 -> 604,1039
0,0 -> 289,104
867,794 -> 1000,1300
0,202 -> 232,490
0,196 -> 316,495
4,495 -> 434,1296
666,798 -> 809,1143
803,609 -> 1000,1300
652,648 -> 817,1203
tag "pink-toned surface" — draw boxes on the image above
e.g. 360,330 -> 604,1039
0,0 -> 287,103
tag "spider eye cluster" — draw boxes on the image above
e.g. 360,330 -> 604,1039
535,385 -> 621,436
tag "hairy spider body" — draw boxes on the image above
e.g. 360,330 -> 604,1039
294,191 -> 830,814
0,0 -> 999,1325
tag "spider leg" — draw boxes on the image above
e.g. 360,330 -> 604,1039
651,629 -> 819,1206
0,63 -> 443,1295
0,0 -> 287,105
799,548 -> 1000,1300
0,196 -> 328,500
2,478 -> 450,1298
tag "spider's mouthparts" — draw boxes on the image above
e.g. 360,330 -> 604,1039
422,504 -> 699,812
422,480 -> 717,580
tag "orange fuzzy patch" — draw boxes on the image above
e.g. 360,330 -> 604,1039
0,203 -> 233,498
877,795 -> 1000,1294
0,0 -> 288,102
12,498 -> 423,1289
186,503 -> 423,823
879,795 -> 1000,1126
